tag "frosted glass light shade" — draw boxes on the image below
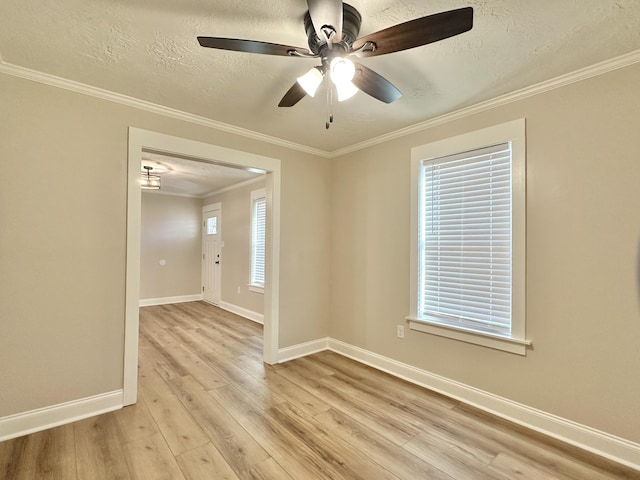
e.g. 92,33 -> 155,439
335,81 -> 358,101
329,57 -> 358,101
330,57 -> 355,85
297,68 -> 323,97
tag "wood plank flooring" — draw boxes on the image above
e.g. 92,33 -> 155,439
1,301 -> 638,479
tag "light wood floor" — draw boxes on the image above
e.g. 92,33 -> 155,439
1,302 -> 637,479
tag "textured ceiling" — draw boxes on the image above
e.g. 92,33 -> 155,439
1,0 -> 640,153
141,151 -> 264,197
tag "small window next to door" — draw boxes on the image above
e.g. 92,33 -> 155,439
207,216 -> 217,235
250,188 -> 266,293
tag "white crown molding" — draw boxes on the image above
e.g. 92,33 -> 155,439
203,175 -> 266,199
0,61 -> 330,159
142,189 -> 202,199
2,49 -> 639,159
0,390 -> 122,442
330,48 -> 640,158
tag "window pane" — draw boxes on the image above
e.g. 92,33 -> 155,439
251,197 -> 266,286
419,143 -> 512,336
207,217 -> 217,235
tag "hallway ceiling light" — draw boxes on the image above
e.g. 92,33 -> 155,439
141,166 -> 161,190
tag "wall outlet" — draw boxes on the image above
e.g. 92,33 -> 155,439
397,325 -> 405,338
237,286 -> 241,294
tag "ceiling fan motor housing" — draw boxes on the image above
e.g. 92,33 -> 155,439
304,3 -> 362,56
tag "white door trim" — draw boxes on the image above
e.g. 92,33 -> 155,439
125,127 -> 282,406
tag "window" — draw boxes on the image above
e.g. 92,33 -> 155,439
250,188 -> 266,291
206,216 -> 217,235
407,119 -> 529,355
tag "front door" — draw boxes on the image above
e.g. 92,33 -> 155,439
202,207 -> 221,305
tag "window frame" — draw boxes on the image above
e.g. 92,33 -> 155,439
250,188 -> 267,293
407,119 -> 529,355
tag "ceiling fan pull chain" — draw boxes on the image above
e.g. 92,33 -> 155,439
326,73 -> 334,129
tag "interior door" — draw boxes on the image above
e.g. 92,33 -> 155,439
202,208 -> 221,305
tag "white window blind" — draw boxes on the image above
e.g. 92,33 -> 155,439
251,195 -> 266,287
419,142 -> 512,337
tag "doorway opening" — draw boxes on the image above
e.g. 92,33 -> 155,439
125,128 -> 281,405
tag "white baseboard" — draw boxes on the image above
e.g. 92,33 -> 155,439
139,294 -> 203,307
326,338 -> 640,471
278,337 -> 330,363
276,337 -> 639,471
219,301 -> 264,325
0,390 -> 123,442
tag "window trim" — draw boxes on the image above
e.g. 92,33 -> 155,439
406,118 -> 529,355
250,188 -> 267,291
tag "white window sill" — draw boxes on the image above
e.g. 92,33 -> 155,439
405,316 -> 531,356
248,285 -> 264,294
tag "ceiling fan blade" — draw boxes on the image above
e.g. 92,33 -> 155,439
197,37 -> 313,57
278,81 -> 307,107
307,0 -> 343,43
352,63 -> 402,104
352,7 -> 473,57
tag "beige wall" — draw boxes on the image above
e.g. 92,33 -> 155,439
140,193 -> 202,300
0,71 -> 330,417
202,179 -> 266,316
2,58 -> 638,449
330,63 -> 640,443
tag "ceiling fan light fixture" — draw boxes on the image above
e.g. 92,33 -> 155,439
297,67 -> 324,97
335,80 -> 359,101
141,166 -> 161,190
329,57 -> 358,101
197,3 -> 474,123
329,57 -> 355,85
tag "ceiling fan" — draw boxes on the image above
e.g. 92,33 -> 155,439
198,1 -> 473,128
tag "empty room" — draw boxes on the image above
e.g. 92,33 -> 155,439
1,0 -> 639,478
